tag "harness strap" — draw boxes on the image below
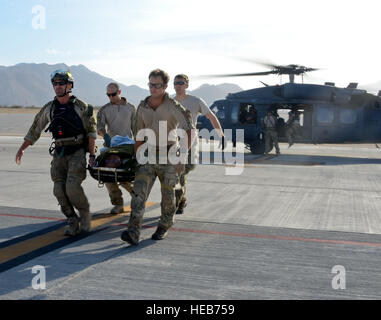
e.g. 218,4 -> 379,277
55,134 -> 85,147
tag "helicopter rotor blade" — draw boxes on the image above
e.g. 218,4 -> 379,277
230,57 -> 277,69
232,59 -> 320,75
304,67 -> 320,72
197,71 -> 276,79
197,56 -> 322,81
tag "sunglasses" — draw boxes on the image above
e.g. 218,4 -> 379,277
53,81 -> 67,87
174,81 -> 186,86
106,92 -> 118,97
148,82 -> 164,89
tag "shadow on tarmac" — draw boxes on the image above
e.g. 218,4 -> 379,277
0,209 -> 161,298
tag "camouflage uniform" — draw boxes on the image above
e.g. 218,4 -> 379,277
175,153 -> 196,210
174,95 -> 210,211
105,182 -> 134,206
24,96 -> 97,219
285,110 -> 301,146
126,93 -> 194,240
129,162 -> 178,234
263,113 -> 280,155
97,97 -> 136,207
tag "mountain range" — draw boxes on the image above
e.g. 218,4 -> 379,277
0,63 -> 242,107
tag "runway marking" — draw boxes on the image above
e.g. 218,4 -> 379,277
111,223 -> 381,249
0,212 -> 64,221
167,227 -> 381,248
187,178 -> 381,194
2,203 -> 381,274
4,210 -> 381,249
0,202 -> 158,273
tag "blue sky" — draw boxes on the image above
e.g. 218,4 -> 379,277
1,0 -> 381,93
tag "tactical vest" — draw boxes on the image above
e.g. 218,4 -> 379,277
46,98 -> 87,156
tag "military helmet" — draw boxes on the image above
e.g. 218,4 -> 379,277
50,69 -> 74,87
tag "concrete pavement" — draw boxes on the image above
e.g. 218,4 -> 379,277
1,131 -> 381,300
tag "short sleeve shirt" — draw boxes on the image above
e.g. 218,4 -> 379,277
174,95 -> 212,163
175,95 -> 211,128
97,97 -> 136,139
135,93 -> 194,148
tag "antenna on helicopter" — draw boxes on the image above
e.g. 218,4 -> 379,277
259,81 -> 269,87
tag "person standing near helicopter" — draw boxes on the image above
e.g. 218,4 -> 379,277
262,108 -> 280,156
285,108 -> 301,148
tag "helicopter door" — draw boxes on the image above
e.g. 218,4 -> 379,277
301,107 -> 313,141
230,103 -> 259,142
238,103 -> 258,125
363,105 -> 381,140
290,105 -> 313,142
337,108 -> 360,141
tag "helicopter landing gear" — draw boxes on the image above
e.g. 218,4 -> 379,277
249,140 -> 268,155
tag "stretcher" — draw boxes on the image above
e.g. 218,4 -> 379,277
88,144 -> 137,185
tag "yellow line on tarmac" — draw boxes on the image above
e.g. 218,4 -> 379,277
0,202 -> 157,264
0,228 -> 68,263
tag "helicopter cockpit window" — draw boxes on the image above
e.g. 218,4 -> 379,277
339,109 -> 357,125
239,103 -> 257,124
316,106 -> 334,125
211,103 -> 225,120
231,105 -> 239,123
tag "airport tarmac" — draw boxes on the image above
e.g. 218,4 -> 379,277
2,121 -> 381,300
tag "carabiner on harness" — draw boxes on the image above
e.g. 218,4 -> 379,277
49,141 -> 56,156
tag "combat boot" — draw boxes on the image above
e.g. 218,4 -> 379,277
151,225 -> 168,240
176,201 -> 186,215
121,229 -> 139,245
79,210 -> 92,233
110,205 -> 124,214
64,216 -> 80,236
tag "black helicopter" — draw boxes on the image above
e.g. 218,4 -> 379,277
197,62 -> 381,154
